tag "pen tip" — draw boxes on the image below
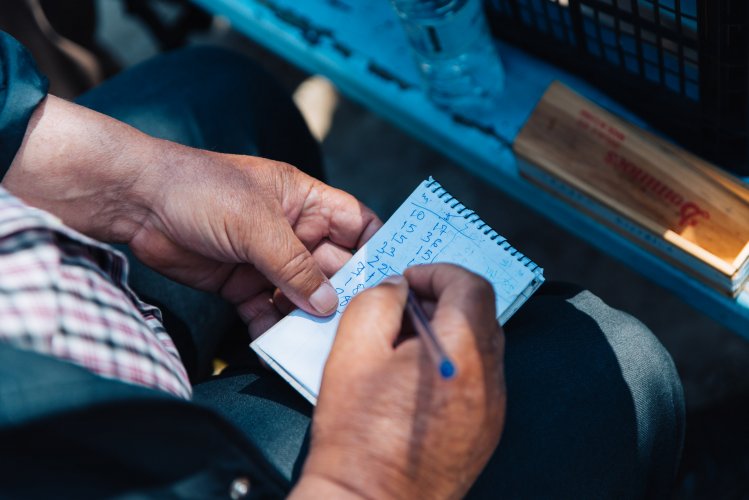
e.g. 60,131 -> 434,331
440,359 -> 456,379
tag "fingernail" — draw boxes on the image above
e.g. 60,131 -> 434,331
382,275 -> 406,286
309,282 -> 338,314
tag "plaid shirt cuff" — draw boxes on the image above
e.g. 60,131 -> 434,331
0,186 -> 191,399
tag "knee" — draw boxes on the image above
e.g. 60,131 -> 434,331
473,287 -> 685,497
567,290 -> 686,490
153,45 -> 289,129
568,291 -> 684,423
159,46 -> 322,171
76,45 -> 282,152
164,46 -> 280,96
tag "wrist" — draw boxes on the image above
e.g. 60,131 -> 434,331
290,474 -> 370,500
3,96 -> 164,243
294,445 -> 417,500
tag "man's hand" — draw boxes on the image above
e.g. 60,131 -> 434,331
5,96 -> 381,337
292,264 -> 507,499
127,145 -> 380,337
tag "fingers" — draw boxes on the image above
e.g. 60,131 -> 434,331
252,215 -> 339,317
311,240 -> 355,277
237,292 -> 284,340
272,288 -> 295,315
291,180 -> 382,251
216,264 -> 285,338
225,240 -> 354,325
405,264 -> 496,315
219,266 -> 283,339
320,184 -> 383,249
218,264 -> 273,306
230,238 -> 356,328
333,275 -> 409,366
404,264 -> 499,349
249,175 -> 378,316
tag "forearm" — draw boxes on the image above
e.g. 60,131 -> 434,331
3,95 -> 164,243
289,474 -> 369,500
290,445 -> 417,500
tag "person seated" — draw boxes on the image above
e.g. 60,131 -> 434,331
0,31 -> 684,498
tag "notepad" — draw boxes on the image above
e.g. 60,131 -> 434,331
251,178 -> 544,404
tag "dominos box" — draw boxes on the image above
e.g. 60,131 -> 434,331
515,82 -> 749,296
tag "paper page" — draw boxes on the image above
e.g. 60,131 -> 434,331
252,178 -> 544,404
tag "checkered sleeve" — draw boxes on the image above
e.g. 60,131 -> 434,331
0,187 -> 191,399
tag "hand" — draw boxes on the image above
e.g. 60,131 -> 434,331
5,96 -> 381,338
292,264 -> 507,499
128,144 -> 381,337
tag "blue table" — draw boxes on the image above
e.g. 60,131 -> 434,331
191,0 -> 749,338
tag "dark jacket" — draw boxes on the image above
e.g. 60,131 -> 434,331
0,31 -> 286,499
0,342 -> 287,498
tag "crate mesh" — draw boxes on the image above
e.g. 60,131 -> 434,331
492,0 -> 700,99
488,0 -> 749,173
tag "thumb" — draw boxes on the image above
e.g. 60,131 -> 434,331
332,275 -> 409,367
251,217 -> 338,316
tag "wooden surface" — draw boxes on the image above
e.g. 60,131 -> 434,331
191,0 -> 749,337
515,83 -> 749,293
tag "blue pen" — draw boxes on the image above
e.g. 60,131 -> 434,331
405,289 -> 456,379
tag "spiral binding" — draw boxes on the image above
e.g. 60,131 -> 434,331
425,177 -> 540,273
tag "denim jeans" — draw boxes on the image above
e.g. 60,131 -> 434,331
77,45 -> 685,498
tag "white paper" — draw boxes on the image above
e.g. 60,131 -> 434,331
252,178 -> 544,404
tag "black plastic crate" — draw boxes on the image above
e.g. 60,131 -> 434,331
486,0 -> 749,175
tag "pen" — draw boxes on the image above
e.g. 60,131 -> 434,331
405,289 -> 456,379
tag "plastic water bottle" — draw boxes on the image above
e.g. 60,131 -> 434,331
390,0 -> 505,118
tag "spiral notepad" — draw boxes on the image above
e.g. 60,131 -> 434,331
251,177 -> 545,404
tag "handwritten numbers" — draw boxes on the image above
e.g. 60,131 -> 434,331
353,261 -> 365,277
339,295 -> 353,308
377,241 -> 396,257
377,262 -> 390,276
410,209 -> 425,221
392,232 -> 407,244
328,181 -> 534,319
501,279 -> 515,294
400,221 -> 417,233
